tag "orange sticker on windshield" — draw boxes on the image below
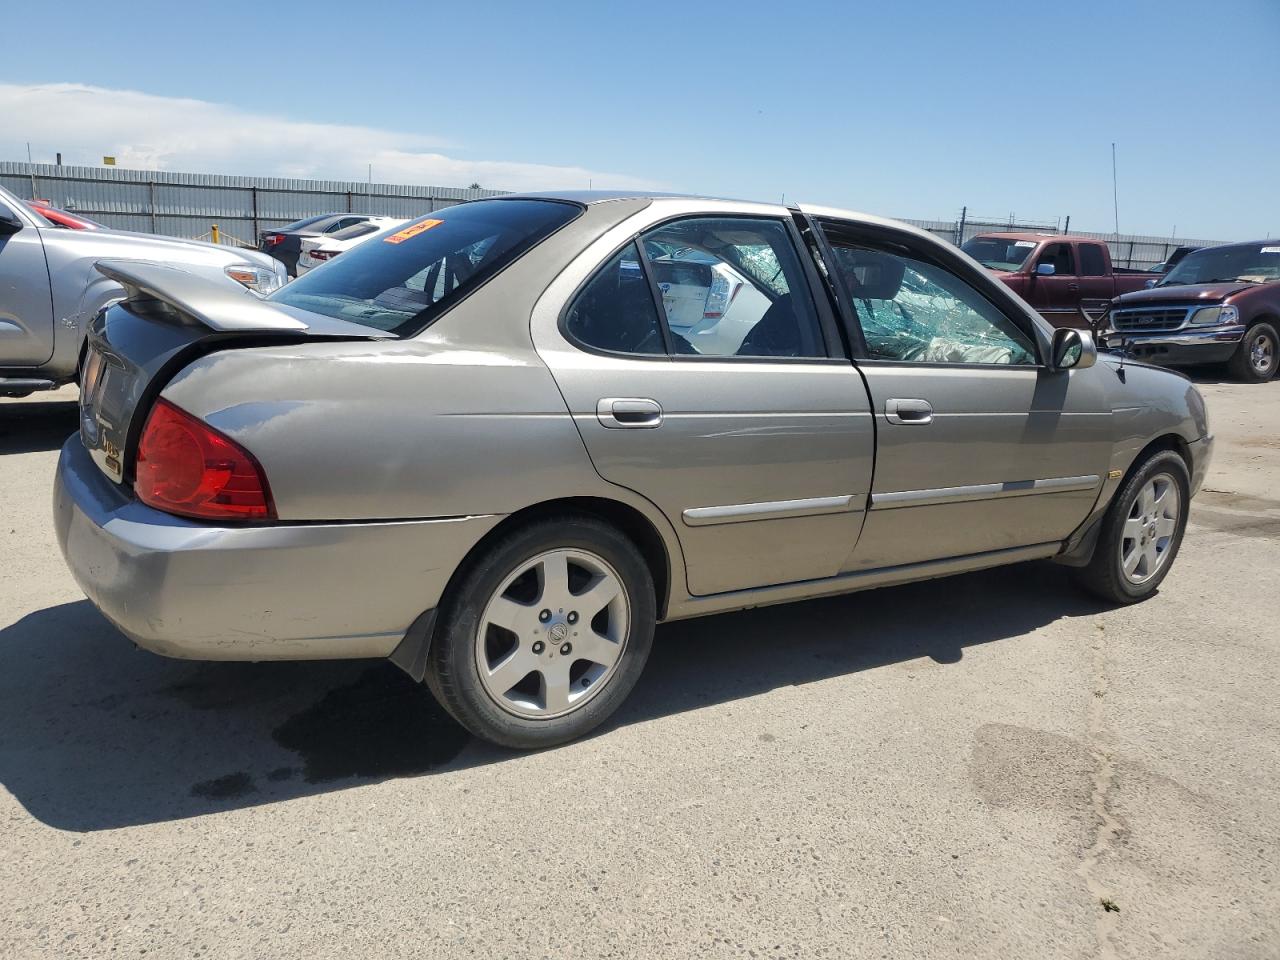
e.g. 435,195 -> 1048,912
384,219 -> 443,244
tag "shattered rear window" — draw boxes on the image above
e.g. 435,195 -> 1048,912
269,199 -> 582,335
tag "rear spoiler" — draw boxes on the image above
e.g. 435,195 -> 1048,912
94,259 -> 309,332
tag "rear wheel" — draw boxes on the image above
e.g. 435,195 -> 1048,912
1228,322 -> 1278,382
425,516 -> 655,749
1074,450 -> 1190,604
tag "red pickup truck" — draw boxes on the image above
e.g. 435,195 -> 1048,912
961,232 -> 1158,328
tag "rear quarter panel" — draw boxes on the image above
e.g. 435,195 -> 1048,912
160,335 -> 601,522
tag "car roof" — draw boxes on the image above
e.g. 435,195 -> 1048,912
498,191 -> 982,256
1175,239 -> 1276,255
502,190 -> 795,214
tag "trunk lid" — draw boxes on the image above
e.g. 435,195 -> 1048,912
79,260 -> 386,484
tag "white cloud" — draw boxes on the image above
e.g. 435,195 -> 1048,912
0,82 -> 659,191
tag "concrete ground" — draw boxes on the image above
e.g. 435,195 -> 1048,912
1,377 -> 1276,960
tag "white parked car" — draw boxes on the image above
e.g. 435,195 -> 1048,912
296,217 -> 408,275
649,251 -> 772,355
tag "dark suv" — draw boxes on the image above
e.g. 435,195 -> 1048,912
1106,241 -> 1280,382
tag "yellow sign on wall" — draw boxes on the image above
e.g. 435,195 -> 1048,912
103,156 -> 116,166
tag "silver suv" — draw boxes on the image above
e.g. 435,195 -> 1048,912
0,184 -> 287,397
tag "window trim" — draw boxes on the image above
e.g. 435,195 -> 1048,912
558,212 -> 844,364
811,217 -> 1045,369
1037,241 -> 1077,277
632,236 -> 679,356
801,212 -> 867,359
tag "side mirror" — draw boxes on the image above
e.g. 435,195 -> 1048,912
0,207 -> 23,236
1036,262 -> 1056,277
1051,327 -> 1096,371
1143,278 -> 1157,289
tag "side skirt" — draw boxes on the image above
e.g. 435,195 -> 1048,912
664,541 -> 1062,621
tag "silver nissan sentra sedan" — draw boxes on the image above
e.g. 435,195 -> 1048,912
54,192 -> 1213,748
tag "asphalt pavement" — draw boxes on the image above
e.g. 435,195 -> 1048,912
1,379 -> 1276,959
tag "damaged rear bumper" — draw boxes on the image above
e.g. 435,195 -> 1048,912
53,436 -> 500,661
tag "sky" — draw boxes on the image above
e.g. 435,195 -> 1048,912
3,0 -> 1277,240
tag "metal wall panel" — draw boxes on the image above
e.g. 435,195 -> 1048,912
1,163 -> 1229,267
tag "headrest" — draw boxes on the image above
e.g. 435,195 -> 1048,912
836,249 -> 906,300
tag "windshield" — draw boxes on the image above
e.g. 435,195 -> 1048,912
961,236 -> 1038,271
269,199 -> 581,335
1160,243 -> 1280,286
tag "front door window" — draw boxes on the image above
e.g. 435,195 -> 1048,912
826,242 -> 1037,365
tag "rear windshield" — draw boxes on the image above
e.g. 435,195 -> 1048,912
329,221 -> 381,241
269,199 -> 582,335
276,214 -> 340,233
961,236 -> 1038,272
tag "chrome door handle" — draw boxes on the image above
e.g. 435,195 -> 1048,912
597,397 -> 663,429
885,398 -> 933,425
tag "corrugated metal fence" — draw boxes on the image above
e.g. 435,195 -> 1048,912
2,162 -> 1224,267
0,162 -> 504,247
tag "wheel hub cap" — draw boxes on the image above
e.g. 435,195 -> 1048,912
1253,335 -> 1274,373
475,548 -> 630,720
1119,474 -> 1181,585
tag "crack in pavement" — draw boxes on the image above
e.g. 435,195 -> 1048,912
1076,621 -> 1124,960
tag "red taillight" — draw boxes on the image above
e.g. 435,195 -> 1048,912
309,249 -> 337,261
135,399 -> 274,521
264,233 -> 285,247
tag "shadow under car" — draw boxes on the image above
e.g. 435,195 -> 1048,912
0,559 -> 1107,832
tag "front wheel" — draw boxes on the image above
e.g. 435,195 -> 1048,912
425,516 -> 656,749
1074,450 -> 1190,604
1228,322 -> 1278,382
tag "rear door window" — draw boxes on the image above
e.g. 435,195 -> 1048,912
269,199 -> 581,335
1078,243 -> 1107,277
641,216 -> 825,358
564,243 -> 667,355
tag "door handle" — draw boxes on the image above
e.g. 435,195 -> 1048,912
1068,282 -> 1080,291
885,398 -> 933,425
597,397 -> 663,429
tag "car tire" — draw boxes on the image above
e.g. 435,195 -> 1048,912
1073,450 -> 1190,605
1227,322 -> 1278,382
425,515 -> 656,749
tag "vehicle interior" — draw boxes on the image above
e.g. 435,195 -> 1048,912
829,244 -> 1038,365
567,217 -> 827,359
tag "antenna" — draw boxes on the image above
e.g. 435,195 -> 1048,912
1111,142 -> 1120,237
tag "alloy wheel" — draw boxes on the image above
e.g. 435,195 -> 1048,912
475,549 -> 630,719
1251,331 -> 1276,376
1119,474 -> 1181,584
